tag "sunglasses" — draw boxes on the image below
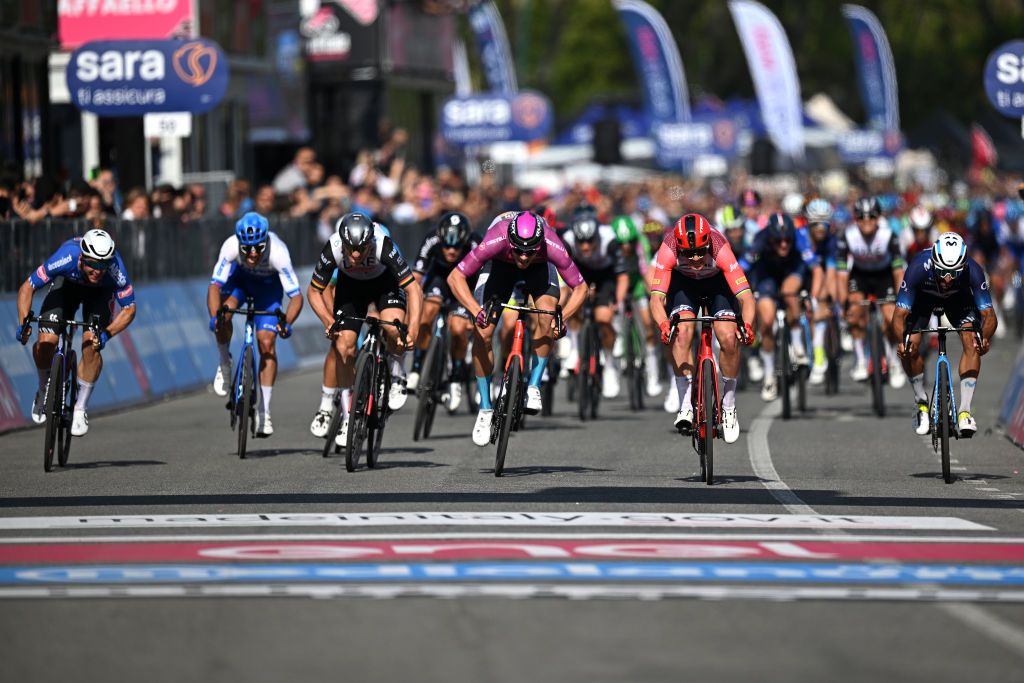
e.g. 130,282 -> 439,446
679,246 -> 709,259
241,242 -> 267,256
81,258 -> 111,271
934,267 -> 963,282
512,246 -> 539,257
855,214 -> 878,221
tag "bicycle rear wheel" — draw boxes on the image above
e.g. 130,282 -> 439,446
413,334 -> 442,441
346,351 -> 374,472
589,326 -> 601,419
495,361 -> 521,477
701,359 -> 716,485
869,318 -> 886,418
779,326 -> 792,420
626,320 -> 639,411
577,324 -> 592,421
541,353 -> 557,417
939,371 -> 953,484
58,352 -> 77,467
43,352 -> 63,473
237,346 -> 254,459
322,396 -> 344,458
366,361 -> 390,469
824,316 -> 841,395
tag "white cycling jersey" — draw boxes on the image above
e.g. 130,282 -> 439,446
211,231 -> 301,297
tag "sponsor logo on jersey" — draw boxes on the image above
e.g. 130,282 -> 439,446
47,253 -> 73,271
117,284 -> 134,300
35,266 -> 49,284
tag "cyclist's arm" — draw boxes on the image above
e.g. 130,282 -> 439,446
308,240 -> 340,330
970,261 -> 997,343
648,243 -> 676,327
19,243 -> 74,324
402,277 -> 423,347
563,280 -> 589,321
16,278 -> 35,328
889,233 -> 906,293
447,268 -> 479,319
413,235 -> 437,276
835,235 -> 850,306
891,305 -> 911,347
270,237 -> 304,325
610,240 -> 629,306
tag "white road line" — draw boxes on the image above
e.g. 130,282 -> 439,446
746,401 -> 817,515
938,603 -> 1024,659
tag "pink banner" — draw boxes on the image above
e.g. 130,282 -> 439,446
59,0 -> 194,49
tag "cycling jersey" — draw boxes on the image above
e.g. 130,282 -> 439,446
812,232 -> 838,270
561,225 -> 628,275
311,222 -> 413,290
456,214 -> 584,288
211,231 -> 301,298
413,232 -> 483,276
896,251 -> 993,312
29,237 -> 135,308
650,227 -> 749,297
739,227 -> 818,271
836,224 -> 905,273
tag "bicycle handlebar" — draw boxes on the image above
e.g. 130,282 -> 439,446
326,314 -> 409,340
667,312 -> 748,345
19,311 -> 101,346
483,297 -> 563,333
904,325 -> 982,350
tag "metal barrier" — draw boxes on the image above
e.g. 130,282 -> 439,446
1,215 -> 435,292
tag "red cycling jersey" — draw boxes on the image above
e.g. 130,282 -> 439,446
650,226 -> 750,297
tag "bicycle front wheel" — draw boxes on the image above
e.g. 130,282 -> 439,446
778,326 -> 791,420
413,334 -> 442,441
577,324 -> 592,421
346,351 -> 374,472
366,360 -> 390,469
43,352 -> 63,473
824,316 -> 841,395
869,319 -> 886,418
58,351 -> 78,467
495,362 -> 521,477
701,359 -> 716,485
237,346 -> 254,459
939,371 -> 953,484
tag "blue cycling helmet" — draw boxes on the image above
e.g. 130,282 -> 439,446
766,212 -> 796,242
235,212 -> 269,248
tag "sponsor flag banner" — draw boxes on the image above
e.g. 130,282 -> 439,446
441,92 -> 552,145
841,4 -> 899,131
728,0 -> 804,160
613,0 -> 691,125
58,0 -> 194,49
837,128 -> 904,163
467,1 -> 517,95
654,119 -> 739,163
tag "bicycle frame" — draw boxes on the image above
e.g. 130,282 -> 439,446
669,312 -> 721,439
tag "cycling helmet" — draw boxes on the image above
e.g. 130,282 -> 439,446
80,229 -> 115,268
852,196 -> 881,219
611,215 -> 638,244
909,206 -> 933,231
437,211 -> 471,248
782,192 -> 805,216
673,213 -> 712,251
804,198 -> 833,225
571,214 -> 599,243
931,232 -> 967,277
508,211 -> 545,252
336,212 -> 375,252
540,205 -> 564,230
766,212 -> 796,242
642,219 -> 665,236
235,212 -> 269,248
714,205 -> 744,231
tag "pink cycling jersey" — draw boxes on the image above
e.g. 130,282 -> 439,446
456,214 -> 585,288
650,227 -> 750,296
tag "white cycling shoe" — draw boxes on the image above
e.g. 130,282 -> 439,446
602,364 -> 620,399
889,364 -> 907,389
914,402 -> 931,436
71,409 -> 89,437
809,362 -> 827,386
213,362 -> 231,397
525,385 -> 543,414
310,409 -> 332,438
748,355 -> 765,383
722,406 -> 740,444
473,409 -> 493,446
663,386 -> 680,413
389,377 -> 409,410
674,404 -> 693,431
760,376 -> 778,402
31,387 -> 47,424
255,412 -> 273,437
334,415 -> 350,446
447,383 -> 463,412
958,411 -> 978,437
407,371 -> 420,391
850,362 -> 869,382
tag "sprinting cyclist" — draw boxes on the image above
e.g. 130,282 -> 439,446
893,232 -> 997,436
649,214 -> 755,443
741,212 -> 822,401
407,211 -> 482,411
307,212 -> 423,446
208,212 -> 303,437
448,210 -> 589,446
15,229 -> 137,436
837,197 -> 906,385
562,208 -> 629,399
611,214 -> 662,397
804,198 -> 839,385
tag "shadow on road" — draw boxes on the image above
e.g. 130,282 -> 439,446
481,465 -> 614,477
61,460 -> 166,470
243,448 -> 321,459
677,474 -> 768,485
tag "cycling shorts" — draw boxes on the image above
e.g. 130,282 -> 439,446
848,267 -> 896,301
665,272 -> 739,320
221,269 -> 284,333
38,277 -> 115,336
577,263 -> 618,307
474,260 -> 560,308
749,260 -> 808,300
905,289 -> 979,332
333,272 -> 407,333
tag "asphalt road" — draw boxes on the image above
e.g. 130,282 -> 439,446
1,339 -> 1024,682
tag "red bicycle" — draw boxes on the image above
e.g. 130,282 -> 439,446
668,306 -> 743,485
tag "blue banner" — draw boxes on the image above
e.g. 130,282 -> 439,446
654,119 -> 739,164
441,92 -> 552,145
984,40 -> 1024,118
67,38 -> 229,117
613,0 -> 690,126
837,128 -> 904,163
842,5 -> 899,130
467,1 -> 517,95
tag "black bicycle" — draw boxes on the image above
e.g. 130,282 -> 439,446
822,302 -> 843,396
576,286 -> 602,421
622,298 -> 647,411
323,314 -> 407,472
853,295 -> 893,418
413,303 -> 454,441
19,310 -> 101,472
772,293 -> 812,420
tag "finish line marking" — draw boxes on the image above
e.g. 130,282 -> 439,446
0,512 -> 992,531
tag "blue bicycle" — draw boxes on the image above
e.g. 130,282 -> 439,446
218,298 -> 286,459
905,315 -> 981,484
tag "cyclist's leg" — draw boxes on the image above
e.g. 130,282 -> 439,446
332,274 -> 374,420
449,308 -> 472,372
949,295 -> 984,423
417,295 -> 442,351
471,262 -> 514,409
525,262 -> 561,389
710,283 -> 741,414
33,277 -> 71,396
846,272 -> 867,370
666,277 -> 698,415
76,283 -> 115,417
314,284 -> 339,425
754,272 -> 778,379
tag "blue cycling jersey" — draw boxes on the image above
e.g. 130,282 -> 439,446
813,232 -> 838,270
739,226 -> 819,271
896,250 -> 992,312
28,238 -> 135,307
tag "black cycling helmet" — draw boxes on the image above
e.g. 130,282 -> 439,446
852,196 -> 881,219
336,212 -> 374,252
437,211 -> 471,248
766,212 -> 796,242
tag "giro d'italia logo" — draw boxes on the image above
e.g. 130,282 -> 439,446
512,93 -> 547,129
173,41 -> 218,87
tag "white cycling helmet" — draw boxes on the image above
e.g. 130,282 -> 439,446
908,206 -> 933,231
804,198 -> 833,224
80,229 -> 116,266
931,232 -> 967,274
782,192 -> 805,216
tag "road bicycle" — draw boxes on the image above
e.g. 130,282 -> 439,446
622,298 -> 647,411
323,314 -> 407,472
775,292 -> 814,419
413,302 -> 462,441
822,302 -> 843,396
575,285 -> 602,421
19,310 -> 100,472
853,295 -> 894,418
218,299 -> 287,459
483,296 -> 562,477
905,316 -> 982,484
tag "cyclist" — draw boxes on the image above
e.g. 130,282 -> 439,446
307,212 -> 423,446
741,212 -> 822,401
407,211 -> 482,411
15,229 -> 137,436
893,232 -> 997,436
903,206 -> 938,262
448,210 -> 589,446
837,196 -> 906,384
611,214 -> 663,397
562,207 -> 629,399
208,212 -> 304,437
740,188 -> 768,245
804,198 -> 839,384
649,214 -> 755,443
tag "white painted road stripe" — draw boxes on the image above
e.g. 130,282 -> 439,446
747,401 -> 817,515
0,512 -> 991,531
3,583 -> 1024,603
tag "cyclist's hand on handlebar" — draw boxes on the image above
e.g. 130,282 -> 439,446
550,316 -> 567,339
277,321 -> 292,339
15,323 -> 29,345
738,322 -> 754,346
209,315 -> 219,333
92,330 -> 110,351
659,319 -> 673,345
974,334 -> 990,356
474,307 -> 490,328
897,339 -> 916,358
404,331 -> 416,350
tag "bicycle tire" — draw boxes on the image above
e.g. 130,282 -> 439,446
702,358 -> 716,485
824,316 -> 840,395
367,361 -> 390,469
495,361 -> 521,477
797,365 -> 809,413
237,345 -> 254,459
413,334 -> 441,441
779,323 -> 792,420
869,317 -> 886,418
939,370 -> 953,484
626,319 -> 639,411
423,334 -> 444,439
589,325 -> 601,420
633,323 -> 646,410
346,350 -> 374,472
577,323 -> 591,421
541,354 -> 557,417
322,396 -> 344,458
58,352 -> 77,467
43,352 -> 62,473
